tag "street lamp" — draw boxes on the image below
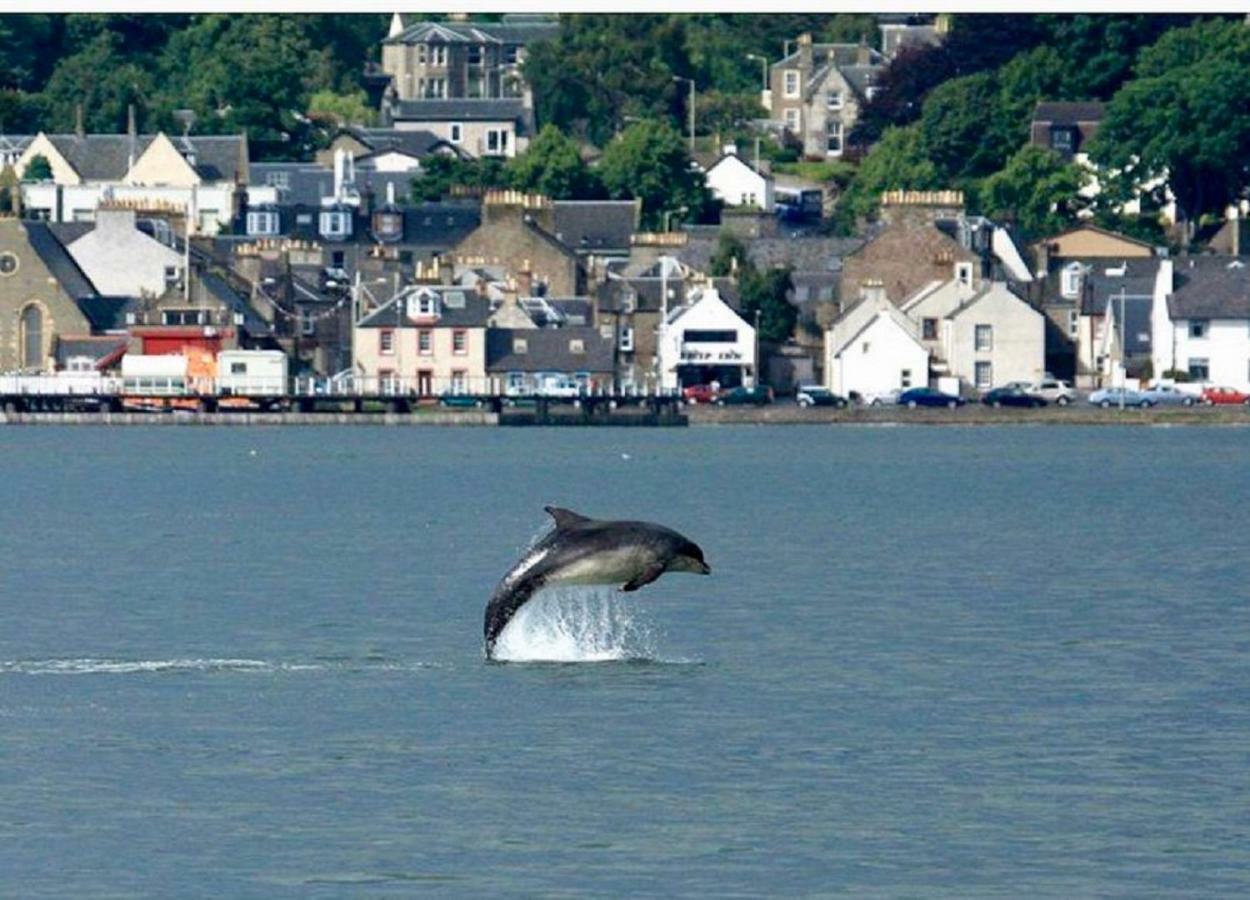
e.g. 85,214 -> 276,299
662,205 -> 688,233
745,53 -> 768,91
672,75 -> 695,153
1118,286 -> 1127,411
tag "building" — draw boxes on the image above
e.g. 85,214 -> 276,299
657,286 -> 757,391
15,124 -> 248,235
765,34 -> 885,159
59,206 -> 185,298
452,191 -> 584,296
1153,257 -> 1250,388
316,126 -> 466,172
704,153 -> 775,212
1029,102 -> 1105,162
486,325 -> 614,395
878,14 -> 947,59
825,296 -> 928,399
353,282 -> 495,394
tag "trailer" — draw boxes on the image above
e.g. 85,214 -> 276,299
216,350 -> 287,396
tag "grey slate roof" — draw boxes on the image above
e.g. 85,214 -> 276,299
486,326 -> 613,373
347,127 -> 462,160
55,336 -> 128,368
357,287 -> 492,328
1032,102 -> 1105,125
677,235 -> 862,274
75,296 -> 138,332
42,133 -> 246,182
551,200 -> 638,254
1168,257 -> 1250,320
385,17 -> 559,46
389,99 -> 527,123
1112,294 -> 1153,355
773,43 -> 885,70
1080,259 -> 1158,314
22,221 -> 97,299
201,271 -> 270,335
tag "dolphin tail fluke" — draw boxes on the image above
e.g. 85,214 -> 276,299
484,577 -> 540,658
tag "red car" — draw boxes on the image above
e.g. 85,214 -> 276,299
682,384 -> 719,404
1201,386 -> 1250,405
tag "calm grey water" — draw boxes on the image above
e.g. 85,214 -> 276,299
1,425 -> 1248,897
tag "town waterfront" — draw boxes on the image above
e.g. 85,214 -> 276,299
3,425 -> 1248,896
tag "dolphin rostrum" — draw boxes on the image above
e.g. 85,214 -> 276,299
484,507 -> 710,658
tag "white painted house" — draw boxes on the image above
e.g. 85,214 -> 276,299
1152,257 -> 1250,389
65,207 -> 184,298
704,153 -> 774,212
825,297 -> 929,398
657,286 -> 757,391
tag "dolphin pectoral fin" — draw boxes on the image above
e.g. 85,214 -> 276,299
545,506 -> 592,530
621,563 -> 665,593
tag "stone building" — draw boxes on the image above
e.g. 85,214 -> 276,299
451,191 -> 583,297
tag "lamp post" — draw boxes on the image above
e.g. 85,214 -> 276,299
662,205 -> 688,233
672,76 -> 695,153
1118,287 -> 1127,411
745,53 -> 768,91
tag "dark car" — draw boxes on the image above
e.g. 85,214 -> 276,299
981,386 -> 1047,409
795,385 -> 849,408
898,387 -> 965,409
716,385 -> 774,406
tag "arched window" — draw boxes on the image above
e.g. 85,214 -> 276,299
21,304 -> 43,370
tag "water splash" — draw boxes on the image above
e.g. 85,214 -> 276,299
491,585 -> 659,663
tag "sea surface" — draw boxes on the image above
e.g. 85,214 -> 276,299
1,425 -> 1248,897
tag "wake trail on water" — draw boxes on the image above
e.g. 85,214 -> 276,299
491,584 -> 692,664
0,657 -> 441,676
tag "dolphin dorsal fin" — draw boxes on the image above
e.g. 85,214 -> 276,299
545,506 -> 591,530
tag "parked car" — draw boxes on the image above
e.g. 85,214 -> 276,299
1027,378 -> 1076,406
796,385 -> 849,408
1088,387 -> 1149,408
1201,385 -> 1250,406
682,384 -> 719,405
1140,384 -> 1197,406
861,388 -> 901,407
716,385 -> 774,406
898,387 -> 965,409
439,393 -> 484,409
981,386 -> 1047,408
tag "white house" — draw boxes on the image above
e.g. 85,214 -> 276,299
825,296 -> 929,398
901,278 -> 1044,391
1152,257 -> 1250,389
657,286 -> 756,391
704,153 -> 774,212
65,207 -> 185,298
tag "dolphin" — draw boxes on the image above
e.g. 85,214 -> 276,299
484,506 -> 710,658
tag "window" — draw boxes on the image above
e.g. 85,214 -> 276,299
379,329 -> 394,355
0,251 -> 17,276
424,77 -> 447,98
862,341 -> 870,354
416,293 -> 438,316
230,362 -> 247,375
975,324 -> 993,352
301,312 -> 315,336
1068,309 -> 1080,338
66,356 -> 93,373
431,45 -> 446,66
513,337 -> 528,354
331,250 -> 345,269
901,368 -> 913,389
319,210 -> 352,238
468,45 -> 483,65
264,171 -> 290,189
826,90 -> 843,109
975,361 -> 993,389
451,369 -> 467,393
783,70 -> 800,98
956,262 -> 974,287
922,318 -> 938,340
453,330 -> 467,355
1188,358 -> 1210,381
247,210 -> 279,236
486,129 -> 510,156
164,266 -> 180,288
1189,319 -> 1208,339
504,46 -> 519,65
683,329 -> 737,343
620,325 -> 634,352
1061,263 -> 1083,299
418,329 -> 432,355
1050,127 -> 1075,156
569,338 -> 585,355
450,123 -> 463,144
826,122 -> 842,155
416,44 -> 426,64
162,309 -> 206,326
784,108 -> 800,133
20,305 -> 42,369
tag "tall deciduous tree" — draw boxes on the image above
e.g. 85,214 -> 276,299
839,125 -> 941,224
977,145 -> 1086,241
598,120 -> 707,228
40,32 -> 153,132
505,124 -> 599,199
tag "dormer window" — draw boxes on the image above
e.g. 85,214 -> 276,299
1049,126 -> 1076,157
372,210 -> 403,240
1061,262 -> 1084,299
319,209 -> 352,240
826,90 -> 843,110
569,338 -> 585,355
513,337 -> 528,354
247,210 -> 280,236
407,291 -> 439,318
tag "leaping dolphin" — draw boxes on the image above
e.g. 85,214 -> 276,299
484,507 -> 710,659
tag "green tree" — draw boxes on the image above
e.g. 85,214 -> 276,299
738,266 -> 795,344
504,124 -> 599,199
40,32 -> 154,131
598,120 -> 707,228
1089,19 -> 1250,244
977,145 -> 1087,241
917,72 -> 1006,181
409,155 -> 509,202
22,154 -> 53,181
308,89 -> 375,126
839,124 -> 941,224
709,230 -> 748,277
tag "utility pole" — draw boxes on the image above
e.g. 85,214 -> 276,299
1119,287 -> 1127,411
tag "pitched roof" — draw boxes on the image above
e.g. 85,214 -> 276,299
22,221 -> 97,299
1032,102 -> 1106,125
773,43 -> 885,70
55,335 -> 128,368
346,127 -> 462,160
75,296 -> 137,332
1083,259 -> 1158,314
486,326 -> 613,373
551,200 -> 638,254
43,133 -> 246,182
389,99 -> 527,123
1106,294 -> 1153,355
357,286 -> 492,328
1168,257 -> 1250,320
384,17 -> 559,46
201,270 -> 269,335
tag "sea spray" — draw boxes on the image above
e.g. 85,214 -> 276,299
491,584 -> 658,662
